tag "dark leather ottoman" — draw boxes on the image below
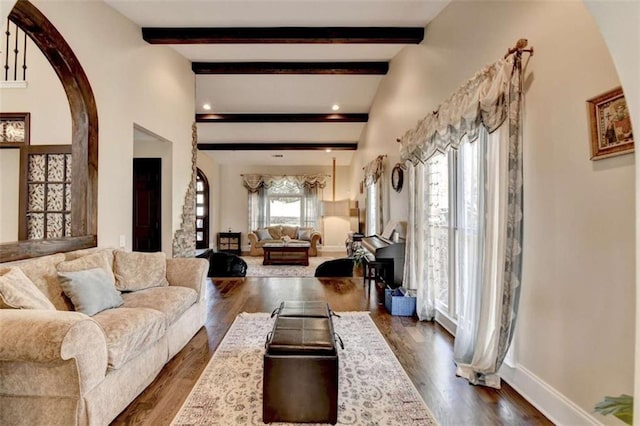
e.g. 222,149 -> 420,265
263,302 -> 339,424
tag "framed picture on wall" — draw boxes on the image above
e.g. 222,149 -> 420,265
0,112 -> 30,147
587,87 -> 634,160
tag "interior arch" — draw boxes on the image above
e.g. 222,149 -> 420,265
0,0 -> 98,262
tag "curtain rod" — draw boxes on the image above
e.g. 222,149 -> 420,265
504,38 -> 534,59
394,38 -> 533,145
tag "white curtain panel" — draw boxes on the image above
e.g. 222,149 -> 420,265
399,54 -> 524,388
404,163 -> 435,320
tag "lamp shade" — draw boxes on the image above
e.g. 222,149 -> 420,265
321,200 -> 350,217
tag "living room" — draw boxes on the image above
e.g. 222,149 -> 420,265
0,0 -> 638,425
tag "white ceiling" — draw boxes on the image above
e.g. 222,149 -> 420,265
105,0 -> 450,166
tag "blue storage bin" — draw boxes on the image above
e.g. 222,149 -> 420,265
384,287 -> 416,316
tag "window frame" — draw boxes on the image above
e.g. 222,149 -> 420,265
195,169 -> 209,249
266,187 -> 304,227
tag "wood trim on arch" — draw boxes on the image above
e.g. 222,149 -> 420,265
0,0 -> 98,262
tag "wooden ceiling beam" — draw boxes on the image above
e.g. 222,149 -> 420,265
142,27 -> 424,44
192,61 -> 388,75
196,113 -> 368,123
197,142 -> 357,151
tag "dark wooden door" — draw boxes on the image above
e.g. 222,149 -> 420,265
133,158 -> 161,252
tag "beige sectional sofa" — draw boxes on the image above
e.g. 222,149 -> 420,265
247,224 -> 322,257
0,248 -> 208,426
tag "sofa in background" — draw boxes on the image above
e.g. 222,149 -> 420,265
0,248 -> 208,425
247,225 -> 322,257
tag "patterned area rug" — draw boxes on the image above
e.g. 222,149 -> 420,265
172,312 -> 438,425
241,256 -> 335,278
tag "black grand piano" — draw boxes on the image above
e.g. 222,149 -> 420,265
360,221 -> 406,289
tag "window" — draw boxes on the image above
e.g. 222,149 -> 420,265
19,145 -> 72,240
365,182 -> 378,236
425,152 -> 452,314
266,181 -> 310,227
424,133 -> 483,324
246,176 -> 322,231
195,169 -> 209,249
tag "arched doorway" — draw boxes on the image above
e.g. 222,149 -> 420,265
195,168 -> 210,249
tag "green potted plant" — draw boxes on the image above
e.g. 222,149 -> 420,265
352,247 -> 367,277
594,394 -> 633,425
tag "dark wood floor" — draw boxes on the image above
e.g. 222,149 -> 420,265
112,277 -> 552,425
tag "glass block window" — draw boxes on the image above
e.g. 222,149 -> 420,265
195,169 -> 209,249
21,147 -> 72,240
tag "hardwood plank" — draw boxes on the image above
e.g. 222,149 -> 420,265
196,113 -> 368,123
197,142 -> 358,151
142,27 -> 424,45
112,277 -> 552,426
192,61 -> 388,75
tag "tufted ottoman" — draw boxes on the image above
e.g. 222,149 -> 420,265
263,301 -> 341,424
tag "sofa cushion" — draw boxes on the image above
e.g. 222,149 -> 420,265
58,268 -> 124,316
113,250 -> 169,292
267,225 -> 283,239
0,267 -> 56,310
281,225 -> 299,239
92,307 -> 166,370
121,286 -> 198,326
57,251 -> 116,286
256,229 -> 272,241
297,227 -> 314,241
0,253 -> 71,310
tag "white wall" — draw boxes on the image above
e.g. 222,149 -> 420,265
1,0 -> 195,250
217,163 -> 351,252
196,152 -> 221,249
352,1 -> 634,423
133,129 -> 173,256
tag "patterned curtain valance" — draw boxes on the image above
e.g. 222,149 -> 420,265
398,56 -> 520,164
363,155 -> 386,186
242,174 -> 329,193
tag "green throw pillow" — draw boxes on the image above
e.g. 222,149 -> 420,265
58,268 -> 124,316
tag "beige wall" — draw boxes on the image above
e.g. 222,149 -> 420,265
352,1 -> 634,422
217,162 -> 351,252
583,3 -> 640,421
0,150 -> 20,242
1,0 -> 195,250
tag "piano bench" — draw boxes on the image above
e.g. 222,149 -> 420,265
363,257 -> 394,302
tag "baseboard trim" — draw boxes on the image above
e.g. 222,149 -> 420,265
321,244 -> 347,252
434,310 -> 457,336
499,363 -> 601,425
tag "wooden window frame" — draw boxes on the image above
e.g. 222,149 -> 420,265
195,169 -> 209,250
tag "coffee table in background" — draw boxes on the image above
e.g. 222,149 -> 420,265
262,242 -> 311,266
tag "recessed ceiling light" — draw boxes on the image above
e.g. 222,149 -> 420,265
331,104 -> 340,111
202,103 -> 212,111
326,149 -> 332,153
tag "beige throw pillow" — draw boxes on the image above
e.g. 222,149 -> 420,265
113,250 -> 169,291
57,251 -> 116,285
0,267 -> 56,310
